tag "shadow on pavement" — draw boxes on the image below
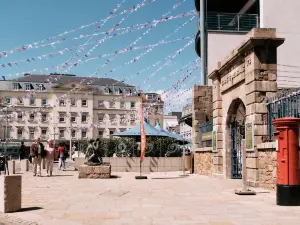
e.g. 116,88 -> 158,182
51,174 -> 74,177
110,175 -> 121,179
17,207 -> 43,212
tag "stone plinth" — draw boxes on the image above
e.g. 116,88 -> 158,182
0,175 -> 22,213
7,160 -> 15,174
78,164 -> 111,179
21,159 -> 29,172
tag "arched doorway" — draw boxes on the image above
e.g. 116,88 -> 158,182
226,98 -> 246,179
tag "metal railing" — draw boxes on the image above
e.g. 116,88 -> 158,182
266,89 -> 300,141
207,12 -> 259,32
199,120 -> 213,147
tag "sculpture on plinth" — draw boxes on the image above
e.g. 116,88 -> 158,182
84,139 -> 103,166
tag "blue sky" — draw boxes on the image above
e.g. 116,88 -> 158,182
0,0 -> 200,112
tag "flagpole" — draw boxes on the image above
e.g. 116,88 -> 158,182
136,92 -> 147,179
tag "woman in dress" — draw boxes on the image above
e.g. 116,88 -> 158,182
45,139 -> 55,176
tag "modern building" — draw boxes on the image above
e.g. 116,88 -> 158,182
200,0 -> 300,88
0,74 -> 144,144
179,104 -> 192,142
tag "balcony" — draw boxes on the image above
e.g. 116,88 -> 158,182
207,13 -> 259,32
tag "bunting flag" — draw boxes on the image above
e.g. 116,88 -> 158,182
0,0 -> 129,58
140,95 -> 146,161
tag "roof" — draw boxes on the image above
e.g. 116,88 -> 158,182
112,121 -> 169,137
11,74 -> 134,87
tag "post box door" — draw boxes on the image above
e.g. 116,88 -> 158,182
277,130 -> 289,185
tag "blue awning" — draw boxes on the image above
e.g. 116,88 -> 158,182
112,121 -> 169,137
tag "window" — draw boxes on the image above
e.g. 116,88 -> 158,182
109,130 -> 114,135
59,129 -> 65,139
59,113 -> 65,123
98,100 -> 105,107
5,127 -> 11,139
17,128 -> 23,139
29,96 -> 35,105
109,101 -> 116,108
81,113 -> 87,123
120,101 -> 125,108
98,130 -> 103,137
37,84 -> 45,91
104,88 -> 109,94
13,83 -> 20,90
71,130 -> 76,138
81,99 -> 87,106
17,97 -> 23,105
5,97 -> 11,104
70,98 -> 76,106
71,113 -> 76,123
25,83 -> 32,91
81,130 -> 87,138
114,88 -> 119,95
59,99 -> 65,106
41,113 -> 47,122
98,114 -> 104,123
41,129 -> 47,139
17,113 -> 23,121
29,128 -> 35,140
120,114 -> 126,124
131,102 -> 135,108
29,114 -> 35,121
41,99 -> 47,105
130,115 -> 135,124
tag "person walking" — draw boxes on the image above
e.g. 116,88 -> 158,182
19,141 -> 26,160
30,136 -> 45,177
45,139 -> 55,177
58,143 -> 65,171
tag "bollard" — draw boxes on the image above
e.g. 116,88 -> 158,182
21,159 -> 29,172
42,158 -> 46,169
0,175 -> 22,213
7,160 -> 15,175
273,117 -> 300,206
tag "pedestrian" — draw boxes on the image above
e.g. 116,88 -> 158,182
72,144 -> 76,155
30,136 -> 46,177
19,141 -> 26,160
58,143 -> 65,171
45,139 -> 55,177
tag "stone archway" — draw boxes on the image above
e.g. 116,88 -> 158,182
226,98 -> 246,179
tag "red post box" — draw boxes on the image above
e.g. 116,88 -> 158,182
273,117 -> 300,206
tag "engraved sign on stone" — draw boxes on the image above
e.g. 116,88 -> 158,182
212,131 -> 217,151
245,122 -> 254,150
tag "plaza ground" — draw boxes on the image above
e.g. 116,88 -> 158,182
1,162 -> 300,225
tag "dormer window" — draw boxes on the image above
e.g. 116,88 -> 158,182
13,83 -> 22,90
25,83 -> 33,91
37,84 -> 45,91
59,99 -> 65,106
114,88 -> 119,95
104,88 -> 109,94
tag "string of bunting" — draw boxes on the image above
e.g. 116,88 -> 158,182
20,11 -> 195,52
65,0 -> 156,73
55,0 -> 135,73
0,0 -> 134,58
66,0 -> 187,72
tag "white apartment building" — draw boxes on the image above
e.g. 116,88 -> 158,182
0,74 -> 143,144
179,104 -> 192,142
202,0 -> 300,88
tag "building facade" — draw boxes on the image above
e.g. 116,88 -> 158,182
143,93 -> 164,127
179,104 -> 192,142
204,0 -> 300,88
0,74 -> 147,144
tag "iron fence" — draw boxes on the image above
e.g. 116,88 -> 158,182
207,13 -> 259,32
199,120 -> 213,147
266,89 -> 300,141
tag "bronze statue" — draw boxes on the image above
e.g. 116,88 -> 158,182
85,139 -> 103,165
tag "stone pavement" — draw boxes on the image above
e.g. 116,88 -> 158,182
1,162 -> 300,225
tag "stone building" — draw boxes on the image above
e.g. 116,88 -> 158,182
193,28 -> 284,189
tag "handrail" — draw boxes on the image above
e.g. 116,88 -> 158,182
206,12 -> 259,32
